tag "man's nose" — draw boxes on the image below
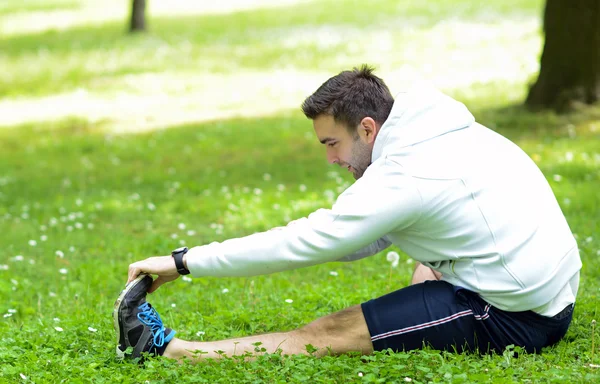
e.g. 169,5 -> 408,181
326,150 -> 338,165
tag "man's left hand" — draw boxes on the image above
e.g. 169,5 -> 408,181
127,256 -> 180,293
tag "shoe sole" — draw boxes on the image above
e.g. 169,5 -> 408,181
113,273 -> 150,359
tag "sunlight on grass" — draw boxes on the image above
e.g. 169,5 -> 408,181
0,18 -> 541,132
0,0 -> 313,36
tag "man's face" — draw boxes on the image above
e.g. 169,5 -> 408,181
313,115 -> 376,180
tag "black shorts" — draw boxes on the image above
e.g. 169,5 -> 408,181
361,280 -> 574,354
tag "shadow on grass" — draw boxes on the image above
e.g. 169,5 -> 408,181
0,98 -> 598,203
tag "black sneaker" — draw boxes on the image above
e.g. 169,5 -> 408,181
113,273 -> 175,360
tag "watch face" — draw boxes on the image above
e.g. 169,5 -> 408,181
173,246 -> 188,253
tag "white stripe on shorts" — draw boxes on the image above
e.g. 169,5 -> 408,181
371,304 -> 491,342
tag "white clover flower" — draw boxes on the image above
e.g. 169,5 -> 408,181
75,222 -> 83,229
21,212 -> 29,219
54,326 -> 63,332
386,251 -> 400,268
406,259 -> 414,264
3,313 -> 12,318
66,226 -> 73,232
263,173 -> 272,181
285,299 -> 293,303
69,246 -> 75,252
565,152 -> 574,162
178,223 -> 186,230
88,327 -> 97,332
0,265 -> 8,270
13,255 -> 24,261
76,198 -> 83,206
170,233 -> 178,239
277,184 -> 285,191
29,260 -> 35,265
186,230 -> 196,236
586,236 -> 593,243
273,203 -> 280,210
10,279 -> 18,285
53,318 -> 60,322
553,174 -> 562,182
404,378 -> 412,382
358,372 -> 364,377
147,202 -> 156,211
196,331 -> 205,336
49,292 -> 57,297
171,303 -> 176,308
59,268 -> 68,275
182,276 -> 192,282
254,188 -> 263,196
179,240 -> 186,246
28,240 -> 37,247
299,184 -> 307,192
222,288 -> 229,293
329,271 -> 338,276
8,309 -> 17,313
40,225 -> 47,231
20,373 -> 27,380
40,235 -> 48,241
87,223 -> 94,229
49,217 -> 58,226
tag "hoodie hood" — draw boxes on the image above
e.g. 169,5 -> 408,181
372,84 -> 475,162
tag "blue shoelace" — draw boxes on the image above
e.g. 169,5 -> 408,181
137,302 -> 175,348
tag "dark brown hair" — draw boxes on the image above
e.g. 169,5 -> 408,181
301,65 -> 394,133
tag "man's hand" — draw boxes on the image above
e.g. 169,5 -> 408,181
127,256 -> 180,293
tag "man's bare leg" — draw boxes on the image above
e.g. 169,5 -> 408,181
411,262 -> 442,285
163,304 -> 373,363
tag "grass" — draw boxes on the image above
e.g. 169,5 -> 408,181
1,0 -> 599,383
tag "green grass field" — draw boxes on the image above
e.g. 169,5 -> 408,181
1,0 -> 599,382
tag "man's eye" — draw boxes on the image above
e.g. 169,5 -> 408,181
327,142 -> 337,148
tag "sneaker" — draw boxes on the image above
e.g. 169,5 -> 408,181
113,273 -> 175,360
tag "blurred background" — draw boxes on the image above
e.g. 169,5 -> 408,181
4,0 -> 597,133
1,1 -> 599,381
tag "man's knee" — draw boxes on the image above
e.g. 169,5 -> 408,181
290,305 -> 373,355
412,262 -> 442,285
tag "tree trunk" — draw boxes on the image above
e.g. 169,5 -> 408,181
526,0 -> 600,111
129,0 -> 146,33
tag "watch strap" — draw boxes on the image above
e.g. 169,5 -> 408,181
172,247 -> 190,275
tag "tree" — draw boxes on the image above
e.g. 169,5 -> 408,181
526,0 -> 600,111
130,0 -> 146,33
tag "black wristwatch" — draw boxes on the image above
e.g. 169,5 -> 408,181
172,246 -> 190,275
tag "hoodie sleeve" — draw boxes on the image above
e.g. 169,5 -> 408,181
186,158 -> 422,277
336,237 -> 392,262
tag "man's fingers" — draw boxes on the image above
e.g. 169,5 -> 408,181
127,264 -> 141,284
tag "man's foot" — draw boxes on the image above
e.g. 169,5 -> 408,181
113,273 -> 175,360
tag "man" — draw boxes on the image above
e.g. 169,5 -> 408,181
114,65 -> 581,362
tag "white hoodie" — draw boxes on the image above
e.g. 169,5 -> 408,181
187,85 -> 582,316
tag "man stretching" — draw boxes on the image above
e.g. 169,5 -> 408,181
114,65 -> 581,361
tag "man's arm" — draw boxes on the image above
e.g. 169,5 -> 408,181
128,158 -> 421,289
185,159 -> 421,277
336,237 -> 392,262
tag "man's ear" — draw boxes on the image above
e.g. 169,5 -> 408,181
358,117 -> 379,144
